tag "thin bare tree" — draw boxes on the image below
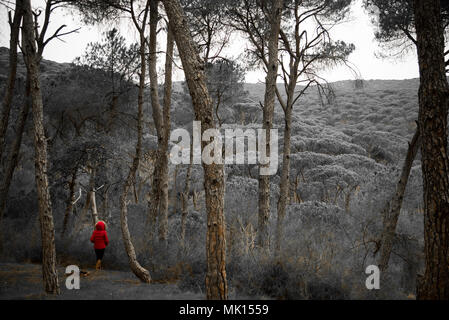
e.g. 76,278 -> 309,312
0,0 -> 23,160
377,128 -> 420,271
21,0 -> 60,294
120,0 -> 152,283
147,1 -> 173,247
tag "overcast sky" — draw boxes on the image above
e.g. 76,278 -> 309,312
0,0 -> 419,83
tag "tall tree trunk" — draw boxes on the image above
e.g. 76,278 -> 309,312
147,0 -> 169,244
21,0 -> 60,294
180,142 -> 193,252
0,0 -> 23,160
274,48 -> 299,257
0,77 -> 30,252
275,104 -> 292,256
120,24 -> 151,283
61,169 -> 77,236
148,0 -> 164,143
162,0 -> 227,300
257,0 -> 283,249
157,24 -> 174,244
378,128 -> 420,271
414,0 -> 449,300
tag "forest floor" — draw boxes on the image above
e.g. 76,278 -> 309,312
0,263 -> 203,299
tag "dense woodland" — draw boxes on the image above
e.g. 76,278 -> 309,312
0,0 -> 449,300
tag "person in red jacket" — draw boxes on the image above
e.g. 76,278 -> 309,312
90,220 -> 109,270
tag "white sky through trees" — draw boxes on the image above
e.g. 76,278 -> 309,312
0,0 -> 418,83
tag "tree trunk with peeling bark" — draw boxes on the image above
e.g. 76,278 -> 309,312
22,0 -> 59,294
257,0 -> 283,249
162,0 -> 227,300
378,128 -> 420,271
414,0 -> 449,300
0,0 -> 23,160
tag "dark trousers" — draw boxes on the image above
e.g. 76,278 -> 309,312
95,248 -> 105,260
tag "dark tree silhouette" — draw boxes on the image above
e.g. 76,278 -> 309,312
413,0 -> 449,300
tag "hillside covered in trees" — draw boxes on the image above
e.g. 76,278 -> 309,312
0,45 -> 425,299
1,0 -> 449,302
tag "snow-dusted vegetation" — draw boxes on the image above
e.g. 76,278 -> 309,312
0,45 -> 426,298
3,0 -> 448,301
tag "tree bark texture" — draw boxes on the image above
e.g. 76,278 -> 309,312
257,0 -> 283,249
414,0 -> 449,300
22,0 -> 60,294
162,0 -> 227,300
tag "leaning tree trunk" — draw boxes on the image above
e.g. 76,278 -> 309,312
257,0 -> 283,249
414,0 -> 449,300
378,128 -> 420,271
120,27 -> 151,284
0,0 -> 23,160
21,0 -> 59,294
162,0 -> 227,300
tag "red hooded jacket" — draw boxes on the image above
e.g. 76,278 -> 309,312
90,221 -> 109,249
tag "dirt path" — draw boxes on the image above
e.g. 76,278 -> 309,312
0,263 -> 203,300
